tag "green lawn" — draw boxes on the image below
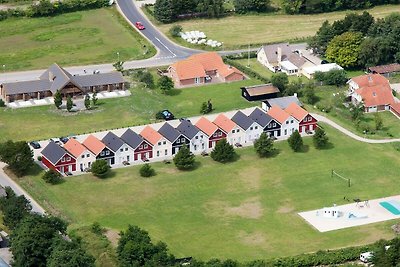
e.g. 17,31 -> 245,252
154,5 -> 400,49
12,125 -> 399,261
0,78 -> 258,142
0,7 -> 155,71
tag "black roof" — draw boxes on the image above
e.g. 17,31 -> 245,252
249,108 -> 274,128
102,132 -> 124,152
41,141 -> 68,165
120,129 -> 144,149
231,111 -> 254,130
158,123 -> 181,143
176,120 -> 200,139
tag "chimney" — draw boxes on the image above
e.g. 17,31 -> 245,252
294,93 -> 297,97
277,47 -> 282,63
368,75 -> 373,84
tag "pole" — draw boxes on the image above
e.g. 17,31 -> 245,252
247,43 -> 250,68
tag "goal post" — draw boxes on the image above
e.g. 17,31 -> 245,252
331,169 -> 351,187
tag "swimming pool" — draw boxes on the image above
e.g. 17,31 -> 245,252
380,200 -> 400,215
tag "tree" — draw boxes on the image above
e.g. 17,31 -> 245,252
112,61 -> 124,72
271,72 -> 289,94
210,139 -> 236,163
197,0 -> 225,18
54,90 -> 62,109
374,113 -> 383,130
287,130 -> 303,152
173,144 -> 195,170
139,71 -> 155,89
372,238 -> 400,266
42,169 -> 63,184
315,69 -> 348,86
47,239 -> 95,267
10,214 -> 67,267
350,103 -> 364,122
139,163 -> 155,177
359,37 -> 393,67
0,99 -> 5,107
158,76 -> 174,94
92,91 -> 98,106
154,0 -> 174,23
233,0 -> 271,13
308,20 -> 334,54
0,140 -> 34,177
326,32 -> 363,68
169,24 -> 183,37
66,95 -> 73,112
90,159 -> 110,178
281,0 -> 302,14
0,187 -> 32,229
254,132 -> 274,157
303,84 -> 318,105
200,99 -> 213,114
84,94 -> 91,110
313,127 -> 329,149
117,225 -> 175,266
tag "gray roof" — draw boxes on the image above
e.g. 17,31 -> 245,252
177,120 -> 200,139
249,108 -> 274,128
1,79 -> 51,95
102,132 -> 124,152
259,43 -> 292,64
287,54 -> 306,68
158,123 -> 181,143
0,186 -> 6,198
41,141 -> 68,165
40,63 -> 79,94
120,129 -> 144,149
231,111 -> 254,130
264,96 -> 302,109
73,72 -> 124,87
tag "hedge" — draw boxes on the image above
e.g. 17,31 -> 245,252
224,57 -> 270,84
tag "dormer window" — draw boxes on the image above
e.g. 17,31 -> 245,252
373,92 -> 376,96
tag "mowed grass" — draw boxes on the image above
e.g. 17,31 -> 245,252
0,79 -> 258,142
155,5 -> 400,49
0,7 -> 155,71
13,125 -> 400,260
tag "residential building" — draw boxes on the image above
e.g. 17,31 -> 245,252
83,135 -> 115,166
267,105 -> 298,137
140,125 -> 171,158
368,63 -> 400,77
241,84 -> 280,102
262,95 -> 302,111
158,122 -> 190,155
231,111 -> 263,143
348,74 -> 394,112
195,117 -> 226,149
285,103 -> 317,134
213,114 -> 244,145
176,120 -> 207,153
302,63 -> 343,79
41,141 -> 76,174
168,52 -> 245,87
102,132 -> 133,165
63,138 -> 95,172
120,129 -> 153,161
249,108 -> 281,137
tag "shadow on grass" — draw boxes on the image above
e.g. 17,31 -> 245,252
269,148 -> 281,158
166,89 -> 182,96
96,170 -> 116,180
318,142 -> 335,150
298,144 -> 310,153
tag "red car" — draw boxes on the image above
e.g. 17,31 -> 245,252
135,21 -> 145,30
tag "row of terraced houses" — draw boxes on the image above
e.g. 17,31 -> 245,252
39,103 -> 317,175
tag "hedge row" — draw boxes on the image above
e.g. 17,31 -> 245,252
224,57 -> 270,84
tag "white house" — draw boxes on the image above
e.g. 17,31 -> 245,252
63,138 -> 96,172
230,110 -> 263,143
213,114 -> 246,145
176,120 -> 208,154
102,131 -> 134,165
267,105 -> 298,137
302,63 -> 343,79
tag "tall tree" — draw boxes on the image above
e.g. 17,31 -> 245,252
233,0 -> 271,13
47,239 -> 95,267
0,187 -> 32,229
313,127 -> 329,149
173,144 -> 195,170
254,132 -> 274,157
90,159 -> 110,178
210,139 -> 236,163
158,76 -> 174,94
0,140 -> 34,177
54,90 -> 62,109
92,91 -> 98,106
154,0 -> 174,23
271,72 -> 289,94
287,130 -> 303,152
326,31 -> 363,68
84,94 -> 91,110
66,95 -> 73,112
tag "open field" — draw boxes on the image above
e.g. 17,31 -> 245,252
0,7 -> 155,71
0,78 -> 258,142
154,5 -> 400,49
12,125 -> 399,260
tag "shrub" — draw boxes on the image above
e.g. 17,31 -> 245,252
313,127 -> 329,149
42,169 -> 63,184
0,99 -> 5,107
169,25 -> 182,37
287,130 -> 303,152
393,142 -> 400,152
211,139 -> 236,163
158,76 -> 174,94
37,156 -> 42,161
139,164 -> 155,177
173,144 -> 195,170
139,72 -> 155,89
314,69 -> 348,86
254,132 -> 274,157
91,159 -> 110,178
90,222 -> 104,235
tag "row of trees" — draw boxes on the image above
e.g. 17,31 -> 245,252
309,12 -> 400,68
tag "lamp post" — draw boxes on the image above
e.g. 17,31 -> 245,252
116,52 -> 120,62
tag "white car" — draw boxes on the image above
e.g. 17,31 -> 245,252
360,251 -> 373,263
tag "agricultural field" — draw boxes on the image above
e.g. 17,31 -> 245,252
152,5 -> 400,49
0,7 -> 155,71
12,125 -> 399,260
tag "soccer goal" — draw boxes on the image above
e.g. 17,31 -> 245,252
331,170 -> 351,187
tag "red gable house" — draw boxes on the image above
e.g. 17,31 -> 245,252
195,117 -> 226,149
41,141 -> 76,174
348,74 -> 394,112
168,52 -> 245,87
285,102 -> 317,134
121,129 -> 153,161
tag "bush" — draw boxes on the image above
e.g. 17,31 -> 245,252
314,69 -> 348,86
287,130 -> 303,152
0,99 -> 5,107
254,132 -> 274,157
169,25 -> 182,37
313,127 -> 329,149
139,164 -> 155,177
42,169 -> 63,184
37,156 -> 42,161
393,142 -> 400,152
210,139 -> 236,163
173,144 -> 195,170
91,159 -> 110,178
90,222 -> 104,235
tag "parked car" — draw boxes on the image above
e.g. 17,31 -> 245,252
179,118 -> 191,122
59,137 -> 69,144
156,109 -> 175,121
122,161 -> 130,166
201,151 -> 209,157
29,141 -> 41,149
50,138 -> 61,144
235,143 -> 243,148
135,21 -> 145,30
65,172 -> 73,176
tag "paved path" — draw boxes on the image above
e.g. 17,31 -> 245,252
0,162 -> 45,214
313,113 -> 400,144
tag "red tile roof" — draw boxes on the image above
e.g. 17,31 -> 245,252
82,135 -> 105,156
170,59 -> 206,80
355,85 -> 394,107
267,105 -> 289,124
351,74 -> 389,88
195,117 -> 218,137
213,114 -> 236,133
140,126 -> 163,145
188,52 -> 225,72
285,102 -> 308,121
218,66 -> 244,79
63,138 -> 86,158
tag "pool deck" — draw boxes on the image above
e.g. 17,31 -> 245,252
299,195 -> 400,232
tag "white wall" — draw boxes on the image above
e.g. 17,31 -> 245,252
227,126 -> 246,145
245,122 -> 263,143
257,49 -> 276,73
115,143 -> 135,164
280,115 -> 299,137
153,137 -> 172,158
76,149 -> 96,172
189,131 -> 209,154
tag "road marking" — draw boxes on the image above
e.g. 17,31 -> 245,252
154,37 -> 177,57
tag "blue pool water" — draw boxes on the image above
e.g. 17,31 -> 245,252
380,200 -> 400,215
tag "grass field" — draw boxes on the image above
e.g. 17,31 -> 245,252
0,7 -> 155,71
12,125 -> 399,260
154,5 -> 400,49
0,78 -> 258,142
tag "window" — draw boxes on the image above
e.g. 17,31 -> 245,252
120,148 -> 123,152
163,141 -> 166,145
81,155 -> 85,159
144,144 -> 148,149
255,126 -> 258,129
232,130 -> 235,134
202,143 -> 205,149
273,123 -> 276,127
105,151 -> 110,156
195,77 -> 201,84
250,127 -> 253,130
194,145 -> 197,151
268,124 -> 271,128
157,151 -> 160,157
200,135 -> 203,138
218,132 -> 222,136
100,151 -> 105,156
284,129 -> 287,135
87,154 -> 90,158
61,157 -> 65,162
303,118 -> 307,122
176,139 -> 180,144
164,149 -> 167,155
158,142 -> 161,146
286,121 -> 289,124
213,133 -> 218,137
195,136 -> 198,139
181,138 -> 185,142
291,120 -> 294,124
125,148 -> 128,151
308,117 -> 312,122
66,157 -> 71,161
